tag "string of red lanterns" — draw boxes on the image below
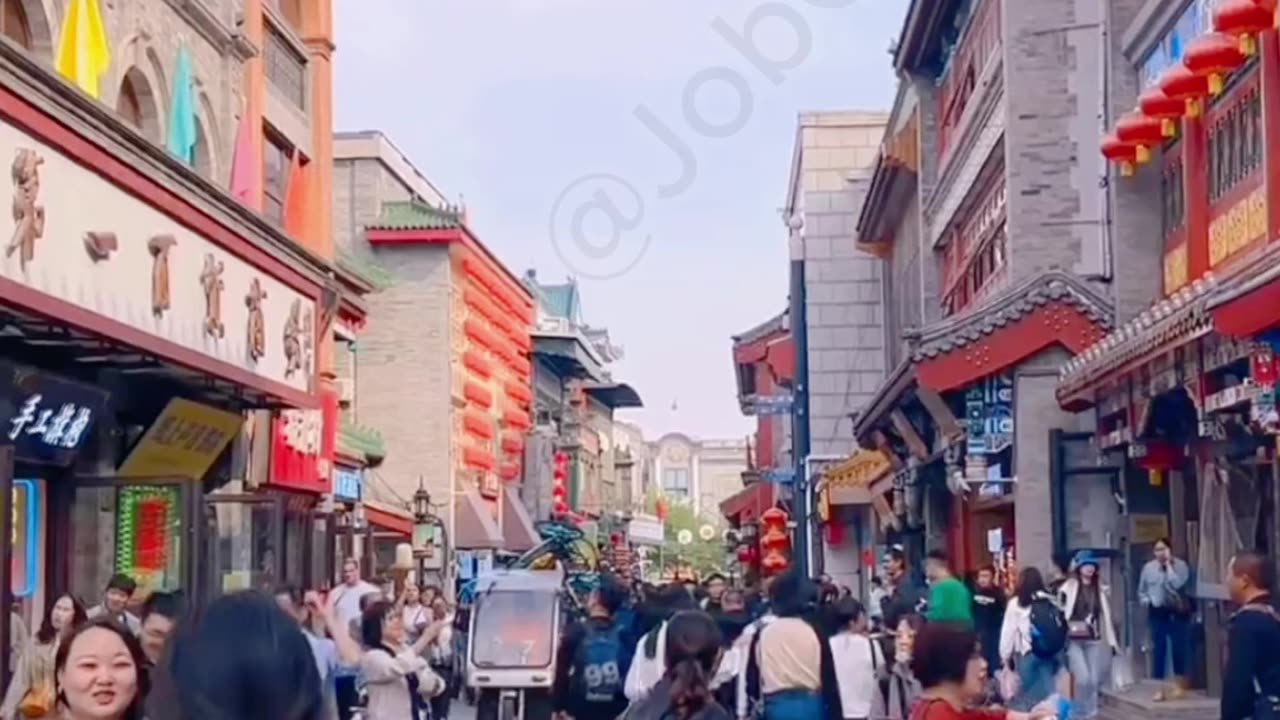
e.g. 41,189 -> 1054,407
552,451 -> 569,516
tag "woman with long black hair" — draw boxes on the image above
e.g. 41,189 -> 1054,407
1,593 -> 86,719
623,611 -> 731,720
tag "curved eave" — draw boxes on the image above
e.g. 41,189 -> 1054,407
893,0 -> 963,73
584,382 -> 644,409
532,334 -> 606,381
856,160 -> 917,253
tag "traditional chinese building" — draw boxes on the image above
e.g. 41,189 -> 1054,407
0,1 -> 346,678
721,310 -> 793,538
333,130 -> 541,563
1056,0 -> 1280,704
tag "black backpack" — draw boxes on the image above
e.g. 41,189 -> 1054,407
571,624 -> 628,704
1028,597 -> 1067,659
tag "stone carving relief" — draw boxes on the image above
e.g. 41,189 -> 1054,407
200,253 -> 225,339
147,235 -> 177,317
6,149 -> 45,272
245,278 -> 267,362
83,232 -> 118,262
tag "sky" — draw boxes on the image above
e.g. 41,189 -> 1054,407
333,0 -> 910,442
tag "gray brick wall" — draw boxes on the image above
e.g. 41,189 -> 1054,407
1002,0 -> 1109,282
332,156 -> 455,523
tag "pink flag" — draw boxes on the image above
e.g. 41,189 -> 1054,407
228,112 -> 256,206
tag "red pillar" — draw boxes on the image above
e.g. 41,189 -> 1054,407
1184,113 -> 1210,279
1262,30 -> 1280,244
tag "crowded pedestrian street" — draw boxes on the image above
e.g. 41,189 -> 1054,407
1,0 -> 1280,718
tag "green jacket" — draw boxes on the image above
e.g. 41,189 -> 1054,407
926,576 -> 974,627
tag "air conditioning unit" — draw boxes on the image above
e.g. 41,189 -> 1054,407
336,377 -> 354,404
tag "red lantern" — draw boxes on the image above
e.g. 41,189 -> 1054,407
758,507 -> 791,576
1160,66 -> 1212,118
1214,0 -> 1274,55
761,553 -> 788,573
655,497 -> 669,522
1101,134 -> 1138,177
553,451 -> 569,517
1115,112 -> 1164,165
1138,88 -> 1185,138
1183,32 -> 1247,96
760,507 -> 787,525
761,528 -> 790,551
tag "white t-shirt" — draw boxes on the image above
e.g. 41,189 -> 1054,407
331,581 -> 380,628
829,631 -> 884,719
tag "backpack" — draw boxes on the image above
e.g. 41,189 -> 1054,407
1028,597 -> 1067,659
572,624 -> 628,704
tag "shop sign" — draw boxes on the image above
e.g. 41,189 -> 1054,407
750,394 -> 793,416
965,372 -> 1014,456
117,398 -> 241,480
0,120 -> 319,397
269,390 -> 338,494
1203,381 -> 1268,414
627,516 -> 665,546
332,465 -> 362,502
1209,186 -> 1267,267
0,361 -> 108,466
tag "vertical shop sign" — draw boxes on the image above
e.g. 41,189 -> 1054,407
10,479 -> 37,598
965,386 -> 986,455
982,372 -> 1015,453
115,486 -> 180,593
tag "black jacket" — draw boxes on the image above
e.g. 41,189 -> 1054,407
1222,594 -> 1280,720
971,587 -> 1006,639
882,578 -> 926,632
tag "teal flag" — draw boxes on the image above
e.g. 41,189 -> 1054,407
166,46 -> 197,164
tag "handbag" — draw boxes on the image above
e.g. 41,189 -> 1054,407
17,682 -> 54,718
1067,619 -> 1098,640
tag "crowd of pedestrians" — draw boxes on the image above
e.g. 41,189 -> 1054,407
0,541 -> 1275,720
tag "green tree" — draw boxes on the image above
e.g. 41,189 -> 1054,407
644,491 -> 725,579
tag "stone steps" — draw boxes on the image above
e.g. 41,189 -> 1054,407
1099,681 -> 1219,720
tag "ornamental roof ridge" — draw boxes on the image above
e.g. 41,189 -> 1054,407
909,271 -> 1114,362
1057,273 -> 1219,399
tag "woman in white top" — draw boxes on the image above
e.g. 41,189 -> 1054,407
358,598 -> 448,720
1060,557 -> 1118,720
998,568 -> 1060,712
827,598 -> 885,720
398,583 -> 430,644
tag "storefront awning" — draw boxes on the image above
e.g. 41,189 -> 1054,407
820,450 -> 892,505
720,481 -> 776,524
500,486 -> 540,552
364,501 -> 412,537
454,488 -> 503,549
1057,277 -> 1216,409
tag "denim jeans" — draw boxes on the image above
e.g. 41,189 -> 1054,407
1010,653 -> 1058,712
763,689 -> 824,720
1149,609 -> 1188,679
1067,641 -> 1111,719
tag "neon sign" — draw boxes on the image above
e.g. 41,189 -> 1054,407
11,480 -> 38,598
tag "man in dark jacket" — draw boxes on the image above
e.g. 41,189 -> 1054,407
881,547 -> 925,634
970,565 -> 1006,691
553,574 -> 632,720
1222,551 -> 1280,720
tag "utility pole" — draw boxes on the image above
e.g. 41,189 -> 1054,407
786,215 -> 812,578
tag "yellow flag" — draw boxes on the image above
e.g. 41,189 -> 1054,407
55,0 -> 111,99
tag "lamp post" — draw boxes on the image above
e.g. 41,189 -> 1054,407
413,478 -> 431,586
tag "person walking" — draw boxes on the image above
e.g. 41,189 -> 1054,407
867,577 -> 886,632
553,574 -> 632,720
86,574 -> 141,635
329,558 -> 380,720
743,572 -> 842,720
1137,538 -> 1192,701
971,565 -> 1006,693
924,550 -> 972,628
273,586 -> 363,720
909,623 -> 1054,720
54,620 -> 149,720
622,610 -> 732,720
999,568 -> 1064,712
827,598 -> 885,720
1221,551 -> 1280,720
138,592 -> 184,669
398,583 -> 430,645
358,598 -> 448,720
626,583 -> 697,701
1,593 -> 86,720
1060,555 -> 1118,720
882,548 -> 925,641
426,596 -> 455,720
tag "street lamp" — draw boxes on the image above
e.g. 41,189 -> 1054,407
412,477 -> 451,592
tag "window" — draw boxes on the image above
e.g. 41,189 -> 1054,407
1162,160 -> 1185,237
1209,86 -> 1263,202
263,130 -> 292,225
264,21 -> 306,109
117,77 -> 143,130
662,467 -> 690,497
0,0 -> 31,50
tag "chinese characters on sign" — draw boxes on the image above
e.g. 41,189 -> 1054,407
7,394 -> 93,448
281,409 -> 321,455
116,398 -> 242,480
1208,187 -> 1267,267
332,465 -> 362,502
965,373 -> 1014,456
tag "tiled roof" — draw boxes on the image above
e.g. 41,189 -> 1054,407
539,282 -> 579,321
732,310 -> 788,347
1057,274 -> 1219,403
367,200 -> 463,231
908,271 -> 1113,362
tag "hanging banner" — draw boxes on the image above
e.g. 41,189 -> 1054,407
118,398 -> 241,480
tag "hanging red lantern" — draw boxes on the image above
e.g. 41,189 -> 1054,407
1160,65 -> 1212,118
1115,112 -> 1164,165
552,451 -> 569,516
761,553 -> 788,573
760,507 -> 787,525
1183,32 -> 1248,96
1101,134 -> 1139,177
761,528 -> 790,551
1138,88 -> 1185,138
1214,0 -> 1274,55
655,497 -> 669,522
